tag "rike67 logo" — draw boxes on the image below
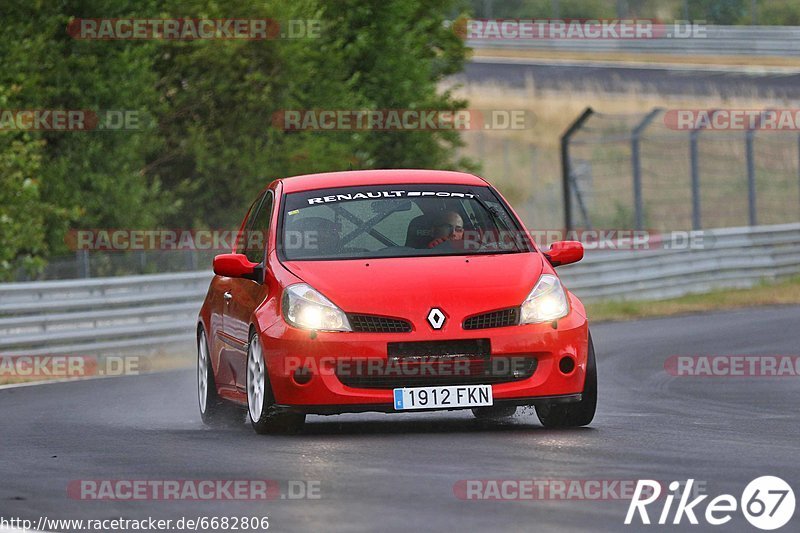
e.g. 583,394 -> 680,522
626,477 -> 795,530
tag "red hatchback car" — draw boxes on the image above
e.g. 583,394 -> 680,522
197,169 -> 596,434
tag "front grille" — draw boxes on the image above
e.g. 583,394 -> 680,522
347,313 -> 412,333
463,307 -> 519,330
388,338 -> 490,358
335,338 -> 537,389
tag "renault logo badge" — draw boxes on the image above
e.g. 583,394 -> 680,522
427,308 -> 446,330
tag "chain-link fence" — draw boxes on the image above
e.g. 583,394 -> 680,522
17,107 -> 800,281
562,107 -> 800,231
13,250 -> 216,281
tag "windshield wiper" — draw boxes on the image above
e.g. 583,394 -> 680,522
470,196 -> 524,252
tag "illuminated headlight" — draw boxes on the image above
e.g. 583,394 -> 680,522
520,274 -> 569,324
282,283 -> 351,332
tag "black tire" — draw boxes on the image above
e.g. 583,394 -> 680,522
198,328 -> 240,426
247,332 -> 306,435
472,405 -> 518,420
536,332 -> 597,428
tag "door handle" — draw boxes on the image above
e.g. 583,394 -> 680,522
223,291 -> 233,302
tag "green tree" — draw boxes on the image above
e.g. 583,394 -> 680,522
318,0 -> 474,171
687,0 -> 748,24
1,0 -> 172,262
0,133 -> 48,280
758,0 -> 800,25
0,0 -> 474,277
149,0 -> 474,229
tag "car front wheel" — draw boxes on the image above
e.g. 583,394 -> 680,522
247,332 -> 306,434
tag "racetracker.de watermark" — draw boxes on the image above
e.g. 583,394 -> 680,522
282,355 -> 534,377
2,516 -> 270,532
665,109 -> 800,131
0,109 -> 147,131
66,229 -> 252,251
454,18 -> 707,40
271,109 -> 531,131
67,18 -> 320,40
67,479 -> 320,500
665,355 -> 800,377
0,355 -> 142,378
65,229 -> 713,252
453,479 -> 706,501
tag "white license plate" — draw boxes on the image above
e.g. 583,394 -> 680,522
393,384 -> 493,411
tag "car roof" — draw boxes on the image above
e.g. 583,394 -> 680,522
277,169 -> 488,193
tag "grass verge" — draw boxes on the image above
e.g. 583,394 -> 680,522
585,275 -> 800,322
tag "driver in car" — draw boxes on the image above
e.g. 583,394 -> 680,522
427,210 -> 465,249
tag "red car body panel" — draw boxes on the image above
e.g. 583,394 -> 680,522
198,170 -> 590,413
279,169 -> 488,193
282,253 -> 544,318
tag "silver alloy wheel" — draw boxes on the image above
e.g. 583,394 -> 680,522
197,331 -> 209,414
247,335 -> 265,422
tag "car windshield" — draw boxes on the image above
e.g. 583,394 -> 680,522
279,184 -> 530,260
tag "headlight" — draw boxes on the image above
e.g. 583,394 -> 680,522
520,274 -> 569,324
282,283 -> 351,332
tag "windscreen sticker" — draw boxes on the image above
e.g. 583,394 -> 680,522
306,190 -> 476,205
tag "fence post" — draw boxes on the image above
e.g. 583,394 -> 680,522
560,107 -> 593,231
689,130 -> 701,230
743,110 -> 773,226
77,249 -> 90,279
745,129 -> 757,226
688,109 -> 727,230
503,138 -> 511,180
631,108 -> 661,230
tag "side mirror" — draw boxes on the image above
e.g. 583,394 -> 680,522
545,241 -> 583,267
213,253 -> 263,282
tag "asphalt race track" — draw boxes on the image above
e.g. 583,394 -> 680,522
461,57 -> 800,99
1,306 -> 798,532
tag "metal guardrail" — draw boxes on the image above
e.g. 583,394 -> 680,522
0,271 -> 211,356
468,25 -> 800,57
558,223 -> 800,301
0,223 -> 798,356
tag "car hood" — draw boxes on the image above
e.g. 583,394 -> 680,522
282,253 -> 544,325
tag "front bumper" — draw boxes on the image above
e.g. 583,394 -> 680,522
261,307 -> 589,414
273,394 -> 583,416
